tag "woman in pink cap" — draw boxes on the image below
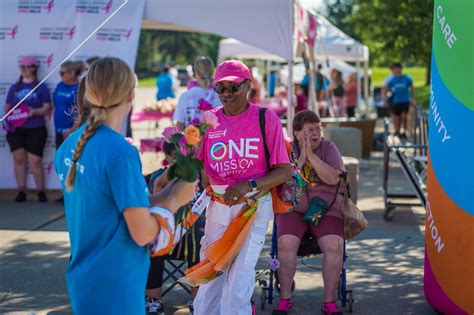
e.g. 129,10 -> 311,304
190,60 -> 291,315
3,56 -> 51,202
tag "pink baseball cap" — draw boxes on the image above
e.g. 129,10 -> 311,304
212,60 -> 252,86
19,56 -> 38,66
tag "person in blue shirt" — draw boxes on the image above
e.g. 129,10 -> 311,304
53,61 -> 83,149
54,57 -> 196,315
268,70 -> 278,97
383,63 -> 416,138
300,64 -> 330,117
156,66 -> 176,100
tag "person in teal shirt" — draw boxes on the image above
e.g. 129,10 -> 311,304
156,67 -> 176,100
383,63 -> 415,138
54,57 -> 196,314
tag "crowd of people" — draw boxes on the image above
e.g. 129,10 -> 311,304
46,56 -> 348,315
2,53 -> 414,315
298,64 -> 359,118
3,56 -> 100,203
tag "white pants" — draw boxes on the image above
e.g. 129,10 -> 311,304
193,192 -> 272,315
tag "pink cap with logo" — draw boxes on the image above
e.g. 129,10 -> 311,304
212,60 -> 252,86
19,56 -> 38,66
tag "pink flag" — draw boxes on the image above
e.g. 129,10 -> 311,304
307,15 -> 317,47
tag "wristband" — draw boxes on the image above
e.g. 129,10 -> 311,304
149,206 -> 175,257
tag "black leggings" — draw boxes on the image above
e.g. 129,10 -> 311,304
146,215 -> 205,289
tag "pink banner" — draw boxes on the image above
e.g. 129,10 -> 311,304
307,15 -> 317,47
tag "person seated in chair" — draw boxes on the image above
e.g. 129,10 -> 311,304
273,110 -> 346,315
145,142 -> 205,315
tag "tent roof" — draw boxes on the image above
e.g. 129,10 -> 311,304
218,15 -> 369,62
142,0 -> 295,61
314,15 -> 369,62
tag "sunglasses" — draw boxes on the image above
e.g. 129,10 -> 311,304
214,81 -> 246,94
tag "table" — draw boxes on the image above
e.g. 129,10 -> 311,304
321,118 -> 376,158
131,110 -> 174,123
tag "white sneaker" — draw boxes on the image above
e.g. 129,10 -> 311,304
146,298 -> 164,315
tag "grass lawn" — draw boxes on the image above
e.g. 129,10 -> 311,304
139,67 -> 431,109
138,77 -> 156,87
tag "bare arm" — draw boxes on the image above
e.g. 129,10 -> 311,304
123,207 -> 160,246
382,86 -> 389,102
176,121 -> 185,131
126,179 -> 197,246
223,163 -> 291,206
31,102 -> 51,116
306,143 -> 340,186
409,85 -> 416,103
254,163 -> 292,192
149,179 -> 197,210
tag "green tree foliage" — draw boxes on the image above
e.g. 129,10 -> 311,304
324,0 -> 434,84
135,30 -> 221,78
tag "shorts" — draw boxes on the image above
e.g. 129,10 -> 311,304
275,212 -> 343,242
6,126 -> 47,157
56,133 -> 65,149
390,102 -> 410,116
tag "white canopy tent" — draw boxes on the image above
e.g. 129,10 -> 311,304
142,0 -> 299,129
142,0 -> 295,61
218,15 -> 370,103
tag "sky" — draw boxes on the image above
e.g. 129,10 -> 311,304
299,0 -> 324,13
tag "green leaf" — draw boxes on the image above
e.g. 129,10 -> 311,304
171,133 -> 183,144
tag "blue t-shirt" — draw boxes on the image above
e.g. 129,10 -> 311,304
156,72 -> 175,100
53,82 -> 78,132
301,73 -> 329,91
54,124 -> 150,315
6,82 -> 51,128
268,73 -> 277,97
386,74 -> 413,104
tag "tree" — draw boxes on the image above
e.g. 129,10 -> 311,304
324,0 -> 434,84
135,30 -> 221,78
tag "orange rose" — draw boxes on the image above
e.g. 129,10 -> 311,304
184,125 -> 201,145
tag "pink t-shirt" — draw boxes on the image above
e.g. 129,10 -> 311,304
198,104 -> 289,186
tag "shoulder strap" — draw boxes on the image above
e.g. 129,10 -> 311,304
258,107 -> 271,172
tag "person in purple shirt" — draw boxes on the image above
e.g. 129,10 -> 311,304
3,56 -> 51,202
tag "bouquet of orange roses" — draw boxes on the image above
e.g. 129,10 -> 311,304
161,111 -> 219,182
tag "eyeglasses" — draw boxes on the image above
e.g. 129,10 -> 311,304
214,81 -> 246,94
303,126 -> 322,133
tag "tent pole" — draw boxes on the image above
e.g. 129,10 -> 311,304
287,61 -> 293,136
364,57 -> 369,114
307,44 -> 317,113
356,59 -> 361,116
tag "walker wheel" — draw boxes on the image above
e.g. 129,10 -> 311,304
346,290 -> 354,313
383,205 -> 395,222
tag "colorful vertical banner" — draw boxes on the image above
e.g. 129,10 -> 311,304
0,0 -> 145,189
425,1 -> 474,314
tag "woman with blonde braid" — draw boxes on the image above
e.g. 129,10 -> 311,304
54,57 -> 196,314
173,56 -> 222,130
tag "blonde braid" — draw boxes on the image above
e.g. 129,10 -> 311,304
65,108 -> 106,192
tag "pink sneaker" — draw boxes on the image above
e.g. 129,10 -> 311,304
321,301 -> 343,315
272,298 -> 293,315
